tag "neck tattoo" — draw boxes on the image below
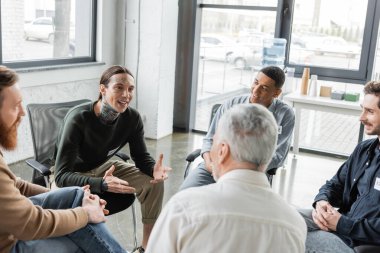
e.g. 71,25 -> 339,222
98,98 -> 120,124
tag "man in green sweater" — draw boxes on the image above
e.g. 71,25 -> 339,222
54,65 -> 171,253
0,65 -> 127,253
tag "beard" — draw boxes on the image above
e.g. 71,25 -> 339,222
362,121 -> 380,136
0,116 -> 20,150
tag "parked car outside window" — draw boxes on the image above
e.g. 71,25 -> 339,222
24,17 -> 55,44
200,35 -> 261,69
305,36 -> 360,58
24,17 -> 75,45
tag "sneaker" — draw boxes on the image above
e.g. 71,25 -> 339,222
132,246 -> 145,253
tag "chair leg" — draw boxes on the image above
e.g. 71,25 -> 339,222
44,175 -> 50,189
184,162 -> 191,179
268,174 -> 273,186
131,200 -> 138,251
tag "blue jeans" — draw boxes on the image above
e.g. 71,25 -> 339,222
11,187 -> 127,253
180,161 -> 273,191
298,209 -> 354,253
179,162 -> 214,191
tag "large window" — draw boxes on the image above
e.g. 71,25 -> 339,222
1,0 -> 96,68
283,0 -> 379,83
175,0 -> 380,157
288,0 -> 367,71
194,2 -> 279,131
281,0 -> 379,156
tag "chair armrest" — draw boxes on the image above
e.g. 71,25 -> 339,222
26,159 -> 51,176
186,149 -> 201,162
115,152 -> 130,162
267,167 -> 278,176
354,245 -> 380,253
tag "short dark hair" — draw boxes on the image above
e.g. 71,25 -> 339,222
98,65 -> 134,100
0,66 -> 18,107
364,81 -> 380,108
260,66 -> 285,89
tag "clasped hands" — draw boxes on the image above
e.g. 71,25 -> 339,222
81,185 -> 109,224
312,200 -> 342,232
102,153 -> 172,194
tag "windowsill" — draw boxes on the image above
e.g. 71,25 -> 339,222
15,61 -> 105,73
17,61 -> 108,88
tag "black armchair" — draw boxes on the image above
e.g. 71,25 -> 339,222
26,99 -> 91,187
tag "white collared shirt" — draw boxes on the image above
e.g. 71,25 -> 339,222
146,169 -> 306,253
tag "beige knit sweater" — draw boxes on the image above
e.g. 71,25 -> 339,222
0,155 -> 88,253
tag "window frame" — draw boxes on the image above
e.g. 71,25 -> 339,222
280,0 -> 380,84
0,0 -> 97,69
190,2 -> 283,131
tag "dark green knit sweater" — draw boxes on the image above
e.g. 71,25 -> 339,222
54,101 -> 155,193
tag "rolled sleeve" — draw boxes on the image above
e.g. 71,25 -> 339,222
267,102 -> 295,169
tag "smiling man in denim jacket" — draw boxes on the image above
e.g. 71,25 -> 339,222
300,80 -> 380,252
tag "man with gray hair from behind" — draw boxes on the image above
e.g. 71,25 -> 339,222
146,104 -> 306,253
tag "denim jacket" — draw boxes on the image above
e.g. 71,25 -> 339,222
314,138 -> 380,247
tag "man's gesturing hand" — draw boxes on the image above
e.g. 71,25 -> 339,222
151,154 -> 172,184
103,165 -> 136,193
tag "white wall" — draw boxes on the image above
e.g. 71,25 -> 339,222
155,0 -> 178,138
4,0 -> 179,164
125,0 -> 178,139
2,0 -> 24,61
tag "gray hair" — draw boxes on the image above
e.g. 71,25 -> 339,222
217,104 -> 278,171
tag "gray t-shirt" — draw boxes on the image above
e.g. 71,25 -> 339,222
201,95 -> 295,169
